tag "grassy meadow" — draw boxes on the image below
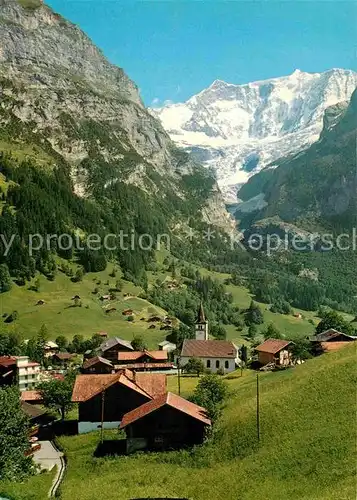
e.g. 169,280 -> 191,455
0,259 -> 335,349
0,266 -> 170,348
45,345 -> 356,500
0,469 -> 55,500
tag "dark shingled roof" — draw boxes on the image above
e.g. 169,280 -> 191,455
82,356 -> 113,370
312,329 -> 357,342
120,392 -> 211,429
195,302 -> 207,324
21,401 -> 46,420
100,337 -> 133,352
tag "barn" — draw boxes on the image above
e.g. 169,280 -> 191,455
120,392 -> 211,453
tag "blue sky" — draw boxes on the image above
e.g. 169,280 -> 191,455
47,1 -> 356,106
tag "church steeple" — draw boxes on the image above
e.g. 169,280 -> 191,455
195,302 -> 209,340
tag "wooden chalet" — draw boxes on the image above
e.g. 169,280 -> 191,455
52,352 -> 76,367
310,329 -> 357,354
115,350 -> 173,372
71,371 -> 166,434
82,356 -> 114,374
120,392 -> 211,454
100,337 -> 134,362
255,338 -> 294,367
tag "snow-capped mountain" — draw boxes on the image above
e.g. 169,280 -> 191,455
151,69 -> 357,203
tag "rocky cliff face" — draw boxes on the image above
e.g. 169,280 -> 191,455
236,88 -> 357,232
0,0 -> 233,232
152,69 -> 357,202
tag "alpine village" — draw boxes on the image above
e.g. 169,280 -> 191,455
0,1 -> 356,500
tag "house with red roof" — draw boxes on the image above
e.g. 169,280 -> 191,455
120,392 -> 211,453
180,339 -> 239,373
255,338 -> 294,367
71,371 -> 167,434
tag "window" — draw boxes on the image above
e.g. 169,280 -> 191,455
206,360 -> 211,368
216,360 -> 220,369
225,360 -> 229,369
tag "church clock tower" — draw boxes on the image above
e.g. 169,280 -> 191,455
195,302 -> 209,340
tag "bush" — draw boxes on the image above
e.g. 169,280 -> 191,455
183,357 -> 205,377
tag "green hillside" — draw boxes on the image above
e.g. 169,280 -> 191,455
3,345 -> 355,499
0,265 -> 170,347
0,260 -> 327,348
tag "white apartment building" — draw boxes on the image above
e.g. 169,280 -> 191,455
16,356 -> 41,392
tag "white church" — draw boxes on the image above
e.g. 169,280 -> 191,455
179,303 -> 239,374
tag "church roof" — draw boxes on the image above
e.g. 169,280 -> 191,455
195,302 -> 207,324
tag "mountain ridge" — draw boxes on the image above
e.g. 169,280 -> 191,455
152,68 -> 357,202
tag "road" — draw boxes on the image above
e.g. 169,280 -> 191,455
33,440 -> 65,498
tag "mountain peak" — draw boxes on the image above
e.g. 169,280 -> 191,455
154,68 -> 357,202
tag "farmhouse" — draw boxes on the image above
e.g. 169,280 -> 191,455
82,356 -> 114,374
100,337 -> 134,362
97,331 -> 108,338
44,341 -> 59,358
122,309 -> 134,316
115,350 -> 173,372
52,352 -> 76,367
255,339 -> 294,367
120,392 -> 211,454
158,340 -> 177,353
180,339 -> 238,373
72,370 -> 166,434
310,329 -> 357,353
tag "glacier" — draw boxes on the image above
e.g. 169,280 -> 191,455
151,69 -> 357,203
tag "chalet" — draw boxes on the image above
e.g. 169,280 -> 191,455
115,350 -> 173,372
72,371 -> 166,434
255,339 -> 294,367
310,329 -> 357,353
97,331 -> 108,338
52,352 -> 76,367
82,356 -> 114,374
0,356 -> 17,387
100,337 -> 134,362
120,392 -> 211,454
122,309 -> 134,316
158,340 -> 177,353
180,339 -> 239,373
105,307 -> 117,314
148,315 -> 161,323
44,341 -> 59,358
